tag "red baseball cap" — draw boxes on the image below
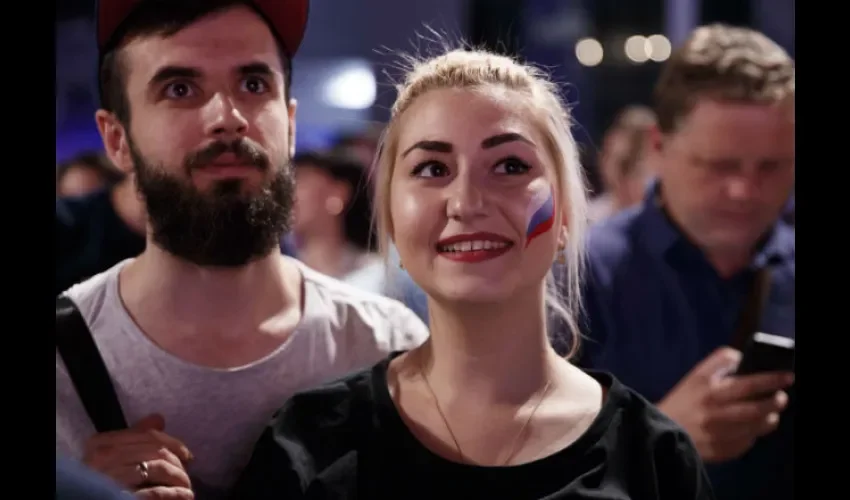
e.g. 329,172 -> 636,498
96,0 -> 310,58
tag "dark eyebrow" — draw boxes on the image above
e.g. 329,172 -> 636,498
400,133 -> 534,158
149,66 -> 202,87
237,62 -> 275,78
401,140 -> 452,158
148,62 -> 277,88
481,132 -> 534,149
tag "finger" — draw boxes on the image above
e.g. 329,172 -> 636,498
132,414 -> 166,432
709,414 -> 781,454
693,347 -> 742,381
705,393 -> 787,434
136,486 -> 195,500
754,411 -> 782,436
105,459 -> 191,490
702,435 -> 757,463
138,459 -> 192,490
712,372 -> 794,403
90,443 -> 186,471
87,429 -> 193,462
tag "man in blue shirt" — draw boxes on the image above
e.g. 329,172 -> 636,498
578,24 -> 795,500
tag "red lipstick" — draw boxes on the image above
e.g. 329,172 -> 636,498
435,232 -> 514,263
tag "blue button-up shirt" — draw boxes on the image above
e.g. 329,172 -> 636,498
577,183 -> 795,500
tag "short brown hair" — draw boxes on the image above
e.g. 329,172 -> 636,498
99,0 -> 292,126
654,24 -> 794,134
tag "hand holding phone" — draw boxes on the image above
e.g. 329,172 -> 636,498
659,341 -> 794,463
736,332 -> 795,376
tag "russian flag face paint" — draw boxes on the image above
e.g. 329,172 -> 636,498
525,184 -> 555,248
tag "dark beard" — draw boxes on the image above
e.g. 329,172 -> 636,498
131,137 -> 294,267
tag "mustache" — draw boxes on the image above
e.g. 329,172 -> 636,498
185,139 -> 270,172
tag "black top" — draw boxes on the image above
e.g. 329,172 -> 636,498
231,353 -> 715,500
56,188 -> 145,296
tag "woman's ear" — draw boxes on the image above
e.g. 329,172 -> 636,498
558,199 -> 570,248
558,225 -> 568,250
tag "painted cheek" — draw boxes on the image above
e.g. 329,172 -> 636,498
524,181 -> 556,248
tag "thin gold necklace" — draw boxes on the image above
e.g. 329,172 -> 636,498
418,354 -> 554,466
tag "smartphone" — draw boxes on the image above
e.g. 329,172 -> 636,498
736,332 -> 795,375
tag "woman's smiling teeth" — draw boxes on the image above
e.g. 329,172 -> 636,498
438,240 -> 512,253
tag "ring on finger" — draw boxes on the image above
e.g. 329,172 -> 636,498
137,461 -> 149,483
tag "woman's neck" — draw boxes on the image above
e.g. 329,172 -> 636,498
422,286 -> 557,405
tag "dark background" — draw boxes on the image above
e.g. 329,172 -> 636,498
56,0 -> 794,192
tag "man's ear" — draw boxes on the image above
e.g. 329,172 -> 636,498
287,98 -> 298,158
648,123 -> 666,155
95,110 -> 133,174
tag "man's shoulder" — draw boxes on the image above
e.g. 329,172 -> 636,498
586,208 -> 645,271
58,260 -> 128,322
300,259 -> 413,314
297,260 -> 429,349
773,221 -> 795,255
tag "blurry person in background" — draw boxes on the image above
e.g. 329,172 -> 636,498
330,126 -> 432,323
277,126 -> 382,258
56,169 -> 146,297
291,151 -> 430,323
57,151 -> 126,198
587,106 -> 656,224
577,24 -> 795,500
292,151 -> 384,291
331,125 -> 383,175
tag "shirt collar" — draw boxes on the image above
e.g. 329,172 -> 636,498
636,179 -> 794,269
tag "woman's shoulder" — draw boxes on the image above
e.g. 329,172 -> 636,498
276,358 -> 387,435
230,357 -> 393,499
586,370 -> 715,499
590,371 -> 681,432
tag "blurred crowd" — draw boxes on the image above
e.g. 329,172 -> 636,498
56,1 -> 794,500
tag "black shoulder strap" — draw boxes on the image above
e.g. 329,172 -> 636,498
730,267 -> 773,351
56,295 -> 128,432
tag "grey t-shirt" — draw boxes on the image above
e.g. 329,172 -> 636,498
56,258 -> 428,499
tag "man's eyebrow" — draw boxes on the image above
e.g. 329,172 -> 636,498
237,62 -> 276,77
401,140 -> 453,158
148,66 -> 202,86
148,62 -> 277,88
481,132 -> 534,149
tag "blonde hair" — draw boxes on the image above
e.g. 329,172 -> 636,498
373,46 -> 590,358
655,24 -> 795,134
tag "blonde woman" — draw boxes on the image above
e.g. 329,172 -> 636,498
231,48 -> 713,500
